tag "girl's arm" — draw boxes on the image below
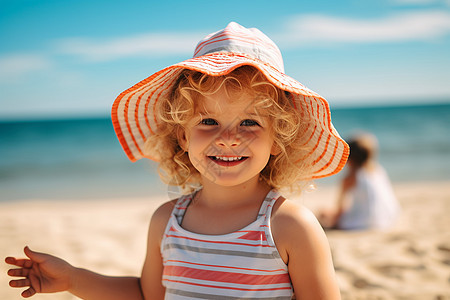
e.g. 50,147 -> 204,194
140,200 -> 176,300
68,268 -> 142,299
6,200 -> 175,300
272,200 -> 341,300
6,247 -> 143,299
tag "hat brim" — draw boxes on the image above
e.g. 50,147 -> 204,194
111,52 -> 349,179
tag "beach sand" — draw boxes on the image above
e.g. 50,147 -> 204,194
1,181 -> 449,299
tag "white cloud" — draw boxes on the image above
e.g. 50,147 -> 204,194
0,54 -> 52,81
56,32 -> 202,62
390,0 -> 450,5
280,10 -> 450,46
51,11 -> 450,63
391,0 -> 440,5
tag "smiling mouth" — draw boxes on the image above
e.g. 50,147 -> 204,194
210,156 -> 246,161
208,156 -> 248,166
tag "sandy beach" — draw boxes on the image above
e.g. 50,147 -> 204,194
1,180 -> 449,300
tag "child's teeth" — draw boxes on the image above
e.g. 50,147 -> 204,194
216,156 -> 242,161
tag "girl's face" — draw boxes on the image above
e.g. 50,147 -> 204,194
179,88 -> 278,187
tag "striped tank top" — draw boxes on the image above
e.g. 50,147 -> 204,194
161,190 -> 294,299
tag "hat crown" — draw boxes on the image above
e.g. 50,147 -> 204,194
193,22 -> 285,73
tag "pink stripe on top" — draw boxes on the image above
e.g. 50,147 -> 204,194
161,190 -> 294,299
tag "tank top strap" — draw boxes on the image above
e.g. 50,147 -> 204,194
172,191 -> 198,225
257,189 -> 281,219
173,189 -> 280,224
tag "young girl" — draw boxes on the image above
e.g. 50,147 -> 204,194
6,22 -> 349,299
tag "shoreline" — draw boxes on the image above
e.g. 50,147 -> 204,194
1,180 -> 449,299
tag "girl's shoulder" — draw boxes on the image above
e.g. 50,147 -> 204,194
151,191 -> 196,224
151,199 -> 178,224
271,197 -> 322,235
271,197 -> 341,298
147,199 -> 178,244
271,197 -> 329,260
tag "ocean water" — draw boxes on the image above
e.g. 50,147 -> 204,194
1,103 -> 449,201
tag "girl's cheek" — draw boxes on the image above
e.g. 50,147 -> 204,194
188,131 -> 218,154
239,129 -> 267,142
194,130 -> 218,144
240,129 -> 258,138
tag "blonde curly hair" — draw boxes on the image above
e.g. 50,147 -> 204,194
144,66 -> 315,194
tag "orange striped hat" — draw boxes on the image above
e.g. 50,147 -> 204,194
111,22 -> 349,179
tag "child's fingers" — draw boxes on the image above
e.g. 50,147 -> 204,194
21,287 -> 37,298
7,268 -> 30,278
4,257 -> 16,265
4,257 -> 33,268
9,278 -> 31,288
24,246 -> 47,264
8,274 -> 38,298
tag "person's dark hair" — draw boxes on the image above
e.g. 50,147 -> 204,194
347,133 -> 378,168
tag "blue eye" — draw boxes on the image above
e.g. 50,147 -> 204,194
200,118 -> 218,125
240,119 -> 260,126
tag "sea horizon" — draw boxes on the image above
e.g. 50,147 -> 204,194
1,102 -> 449,202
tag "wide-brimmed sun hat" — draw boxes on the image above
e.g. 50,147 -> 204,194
112,22 -> 349,179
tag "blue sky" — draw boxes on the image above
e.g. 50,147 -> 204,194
1,0 -> 450,119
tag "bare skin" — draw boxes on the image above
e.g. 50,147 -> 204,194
6,247 -> 72,298
6,247 -> 143,299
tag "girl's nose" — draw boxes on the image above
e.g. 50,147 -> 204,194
215,127 -> 241,147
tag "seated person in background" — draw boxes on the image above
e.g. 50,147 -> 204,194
319,132 -> 401,230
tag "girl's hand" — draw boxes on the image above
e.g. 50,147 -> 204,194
5,246 -> 73,298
